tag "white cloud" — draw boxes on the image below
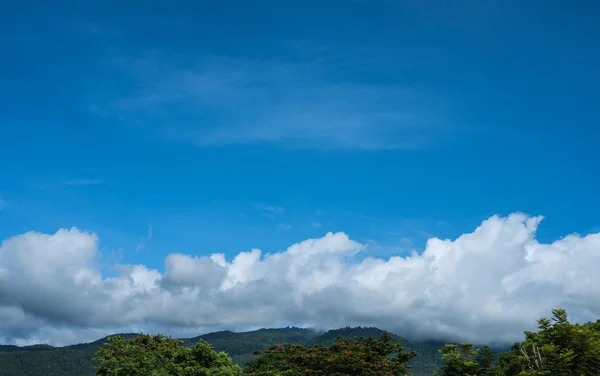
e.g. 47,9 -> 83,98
1,213 -> 600,346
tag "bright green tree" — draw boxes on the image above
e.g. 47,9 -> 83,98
244,331 -> 417,376
94,333 -> 242,376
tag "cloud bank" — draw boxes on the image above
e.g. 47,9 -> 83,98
1,213 -> 599,346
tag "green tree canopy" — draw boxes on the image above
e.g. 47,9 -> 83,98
93,333 -> 242,376
495,309 -> 600,376
244,331 -> 417,376
436,343 -> 480,376
437,309 -> 600,376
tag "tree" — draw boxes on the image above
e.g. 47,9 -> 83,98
437,309 -> 600,376
244,331 -> 417,376
436,343 -> 480,376
475,346 -> 496,376
496,309 -> 600,376
93,333 -> 242,376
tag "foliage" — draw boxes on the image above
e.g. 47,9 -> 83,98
435,343 -> 480,376
309,327 -> 444,375
4,309 -> 599,376
0,347 -> 95,376
475,345 -> 496,376
93,333 -> 242,376
433,343 -> 497,376
494,309 -> 600,376
244,331 -> 417,375
0,327 -> 444,376
437,309 -> 600,376
182,328 -> 319,366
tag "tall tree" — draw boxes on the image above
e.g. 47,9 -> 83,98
475,345 -> 496,376
436,343 -> 479,376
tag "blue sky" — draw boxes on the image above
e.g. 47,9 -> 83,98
2,0 -> 599,269
1,0 -> 600,345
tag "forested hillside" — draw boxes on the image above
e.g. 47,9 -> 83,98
0,327 -> 444,376
4,310 -> 596,376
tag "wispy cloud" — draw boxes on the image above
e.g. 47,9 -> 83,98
312,222 -> 323,228
263,206 -> 285,214
93,45 -> 456,150
277,223 -> 293,230
136,224 -> 153,252
61,179 -> 105,186
36,179 -> 105,189
340,211 -> 379,222
253,203 -> 285,215
0,196 -> 7,210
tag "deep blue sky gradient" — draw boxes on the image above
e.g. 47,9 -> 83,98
1,0 -> 599,272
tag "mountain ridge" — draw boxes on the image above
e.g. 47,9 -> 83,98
0,326 -> 450,376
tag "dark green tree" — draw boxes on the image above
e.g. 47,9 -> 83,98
94,333 -> 242,376
475,345 -> 496,376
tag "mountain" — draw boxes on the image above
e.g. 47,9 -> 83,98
0,327 -> 446,376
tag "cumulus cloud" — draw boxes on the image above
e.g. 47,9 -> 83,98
1,213 -> 600,346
